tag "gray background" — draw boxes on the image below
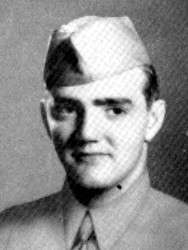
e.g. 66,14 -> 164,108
0,0 -> 187,212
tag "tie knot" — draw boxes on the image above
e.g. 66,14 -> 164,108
79,212 -> 93,243
72,211 -> 99,250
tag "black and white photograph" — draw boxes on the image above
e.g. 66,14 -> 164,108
0,1 -> 188,249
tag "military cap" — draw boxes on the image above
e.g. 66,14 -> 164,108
43,16 -> 151,90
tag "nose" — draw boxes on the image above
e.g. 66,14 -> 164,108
79,108 -> 102,142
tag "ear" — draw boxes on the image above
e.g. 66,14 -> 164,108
40,97 -> 57,139
145,99 -> 166,142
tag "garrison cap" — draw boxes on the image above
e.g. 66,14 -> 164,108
43,16 -> 151,90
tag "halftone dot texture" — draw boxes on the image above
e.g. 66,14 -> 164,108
43,16 -> 153,191
0,0 -> 187,212
44,14 -> 188,204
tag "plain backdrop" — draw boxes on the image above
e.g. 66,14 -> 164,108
0,0 -> 188,212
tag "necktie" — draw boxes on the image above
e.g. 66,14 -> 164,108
72,211 -> 99,250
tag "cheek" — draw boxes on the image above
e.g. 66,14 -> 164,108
52,120 -> 76,143
108,115 -> 147,147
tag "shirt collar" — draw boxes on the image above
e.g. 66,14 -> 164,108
62,171 -> 150,250
61,180 -> 87,250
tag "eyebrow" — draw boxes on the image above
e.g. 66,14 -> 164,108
93,98 -> 133,106
54,96 -> 77,105
54,97 -> 133,107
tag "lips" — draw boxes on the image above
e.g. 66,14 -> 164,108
72,151 -> 111,159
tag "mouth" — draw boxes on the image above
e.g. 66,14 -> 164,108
72,151 -> 111,160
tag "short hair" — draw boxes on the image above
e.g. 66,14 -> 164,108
43,39 -> 160,107
143,64 -> 160,108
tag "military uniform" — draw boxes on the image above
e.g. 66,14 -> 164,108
1,15 -> 187,250
0,171 -> 188,249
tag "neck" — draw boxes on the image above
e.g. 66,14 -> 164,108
67,177 -> 105,207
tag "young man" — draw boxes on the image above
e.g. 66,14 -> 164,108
0,16 -> 188,250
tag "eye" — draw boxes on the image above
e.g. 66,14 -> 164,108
51,104 -> 76,121
105,106 -> 128,118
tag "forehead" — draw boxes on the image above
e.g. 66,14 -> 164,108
52,67 -> 147,102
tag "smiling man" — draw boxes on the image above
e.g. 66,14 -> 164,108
0,16 -> 188,250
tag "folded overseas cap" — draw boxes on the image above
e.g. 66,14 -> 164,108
44,16 -> 151,89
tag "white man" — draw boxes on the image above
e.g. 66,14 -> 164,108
0,16 -> 188,250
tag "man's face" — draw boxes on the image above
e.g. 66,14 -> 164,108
46,68 -> 153,189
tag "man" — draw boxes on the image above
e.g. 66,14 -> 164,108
0,16 -> 188,250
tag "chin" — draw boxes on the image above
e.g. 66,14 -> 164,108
65,160 -> 115,189
69,171 -> 105,189
79,174 -> 116,190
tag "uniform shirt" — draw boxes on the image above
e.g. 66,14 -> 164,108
62,171 -> 188,250
0,171 -> 188,249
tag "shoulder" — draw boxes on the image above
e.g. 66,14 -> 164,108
0,191 -> 63,225
140,188 -> 188,248
121,188 -> 188,249
148,188 -> 188,220
149,189 -> 188,233
0,191 -> 65,249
